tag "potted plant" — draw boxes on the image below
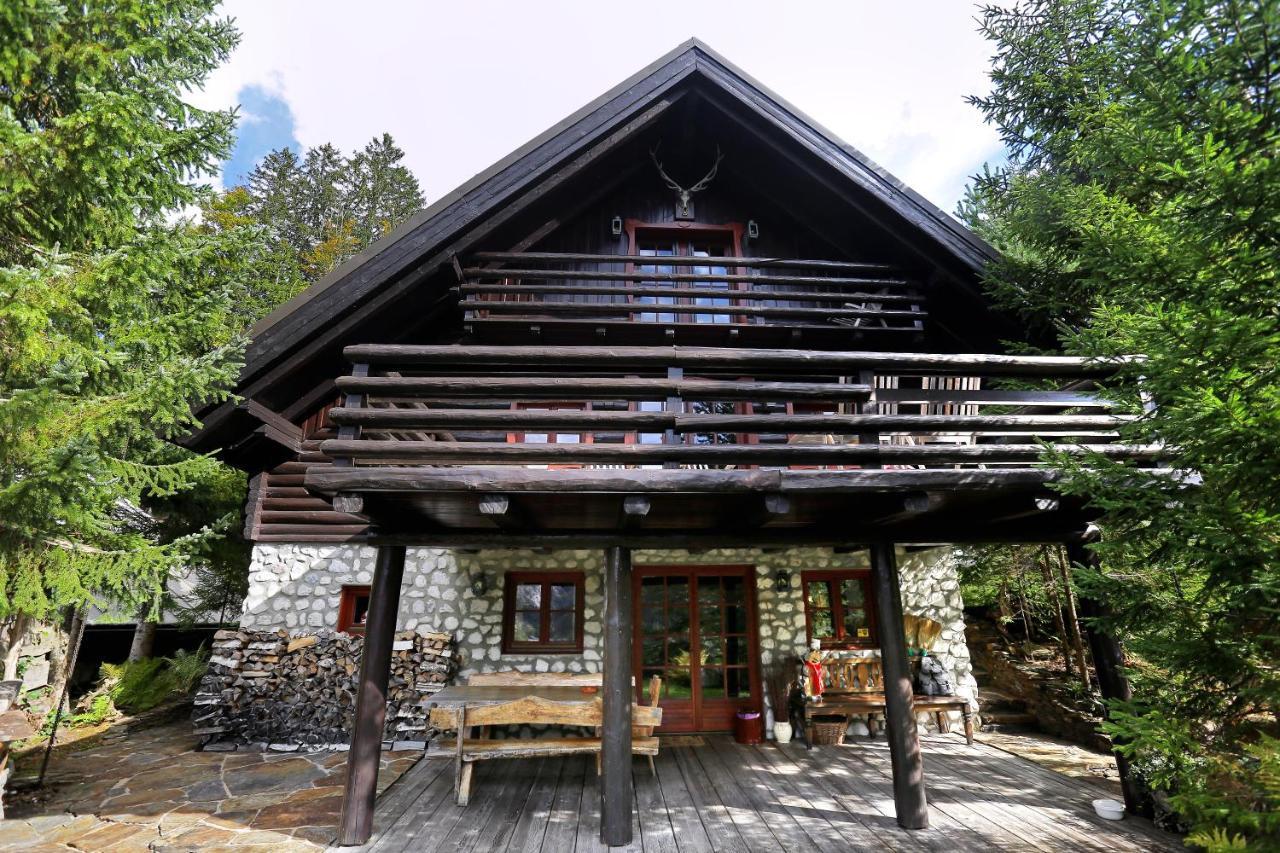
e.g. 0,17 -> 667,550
766,661 -> 796,744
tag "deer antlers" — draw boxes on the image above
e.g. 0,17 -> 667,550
649,143 -> 723,209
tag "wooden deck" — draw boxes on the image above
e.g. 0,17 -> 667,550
345,733 -> 1177,852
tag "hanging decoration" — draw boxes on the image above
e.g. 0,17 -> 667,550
650,142 -> 723,220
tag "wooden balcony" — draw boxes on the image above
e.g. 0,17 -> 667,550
457,252 -> 927,346
303,345 -> 1166,547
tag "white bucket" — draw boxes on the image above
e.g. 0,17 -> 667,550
1092,798 -> 1125,820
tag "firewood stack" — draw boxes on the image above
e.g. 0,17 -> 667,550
193,627 -> 456,750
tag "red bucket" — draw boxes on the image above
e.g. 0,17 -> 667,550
733,710 -> 763,745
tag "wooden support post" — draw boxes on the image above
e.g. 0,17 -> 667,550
1065,542 -> 1153,818
337,544 -> 406,846
601,546 -> 634,846
870,541 -> 929,829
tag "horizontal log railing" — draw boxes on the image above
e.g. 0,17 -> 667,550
318,345 -> 1156,475
459,250 -> 925,331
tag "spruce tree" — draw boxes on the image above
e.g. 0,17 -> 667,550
0,2 -> 267,639
965,1 -> 1280,844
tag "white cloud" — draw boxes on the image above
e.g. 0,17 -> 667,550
197,0 -> 1002,212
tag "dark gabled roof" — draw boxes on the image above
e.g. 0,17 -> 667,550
188,38 -> 997,456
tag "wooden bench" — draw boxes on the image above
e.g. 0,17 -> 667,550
805,656 -> 975,745
440,695 -> 662,805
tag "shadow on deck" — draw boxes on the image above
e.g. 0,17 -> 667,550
342,733 -> 1177,852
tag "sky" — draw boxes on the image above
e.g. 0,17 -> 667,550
196,1 -> 1005,215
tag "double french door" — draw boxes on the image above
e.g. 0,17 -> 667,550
633,565 -> 760,732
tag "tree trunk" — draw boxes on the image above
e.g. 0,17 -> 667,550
42,608 -> 82,716
0,612 -> 29,681
1055,545 -> 1093,689
1016,566 -> 1033,641
1038,546 -> 1072,673
127,618 -> 158,663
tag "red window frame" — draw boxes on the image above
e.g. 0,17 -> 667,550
624,221 -> 746,325
337,585 -> 371,635
801,570 -> 878,649
501,571 -> 586,654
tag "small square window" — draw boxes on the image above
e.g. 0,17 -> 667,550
338,585 -> 371,635
502,571 -> 585,653
801,570 -> 877,649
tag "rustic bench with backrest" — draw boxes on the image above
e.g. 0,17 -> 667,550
430,694 -> 662,805
804,656 -> 974,745
427,671 -> 663,804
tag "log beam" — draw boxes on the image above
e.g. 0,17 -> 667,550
337,544 -> 406,846
870,542 -> 929,829
601,546 -> 634,846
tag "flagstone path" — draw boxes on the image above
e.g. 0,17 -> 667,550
0,720 -> 418,851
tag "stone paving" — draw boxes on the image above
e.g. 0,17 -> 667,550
0,720 -> 419,852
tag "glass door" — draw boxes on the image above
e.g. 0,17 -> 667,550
634,565 -> 759,732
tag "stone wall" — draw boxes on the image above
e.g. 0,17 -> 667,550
193,627 -> 456,750
239,544 -> 978,735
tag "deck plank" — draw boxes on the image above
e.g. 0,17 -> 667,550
652,749 -> 717,853
670,746 -> 751,853
634,757 -> 679,853
503,757 -> 563,853
818,737 -> 1052,852
926,736 -> 1180,851
693,736 -> 797,851
752,741 -> 918,853
348,731 -> 1179,853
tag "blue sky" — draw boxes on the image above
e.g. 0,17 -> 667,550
220,85 -> 300,188
197,1 -> 1006,215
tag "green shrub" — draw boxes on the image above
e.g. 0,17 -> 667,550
166,645 -> 209,694
103,659 -> 176,714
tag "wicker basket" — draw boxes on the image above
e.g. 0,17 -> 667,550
810,715 -> 847,746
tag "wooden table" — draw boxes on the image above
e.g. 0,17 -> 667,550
427,685 -> 600,731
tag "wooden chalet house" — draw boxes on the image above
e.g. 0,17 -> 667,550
184,41 -> 1157,848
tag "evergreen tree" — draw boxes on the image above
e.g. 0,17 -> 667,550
0,1 -> 267,639
346,133 -> 423,248
230,133 -> 424,308
964,1 -> 1280,844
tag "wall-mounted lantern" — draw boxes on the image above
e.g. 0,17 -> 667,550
610,215 -> 623,237
747,219 -> 760,240
773,569 -> 791,593
470,572 -> 491,597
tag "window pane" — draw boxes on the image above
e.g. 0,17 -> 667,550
515,611 -> 541,642
668,635 -> 690,665
701,637 -> 724,665
666,668 -> 692,698
352,594 -> 370,626
841,578 -> 865,609
724,605 -> 747,633
515,584 -> 541,609
524,432 -> 549,444
642,606 -> 665,635
723,576 -> 744,605
807,580 -> 831,608
725,636 -> 749,665
843,607 -> 869,639
725,667 -> 750,698
642,638 -> 665,666
555,433 -> 580,444
550,583 -> 576,610
641,577 -> 664,605
812,609 -> 834,639
697,576 -> 720,603
667,577 -> 689,607
698,604 -> 721,635
550,611 -> 575,643
701,668 -> 725,699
